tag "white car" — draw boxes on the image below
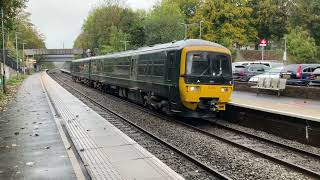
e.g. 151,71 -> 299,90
249,67 -> 284,83
251,61 -> 284,69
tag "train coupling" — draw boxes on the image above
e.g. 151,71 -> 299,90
198,98 -> 220,112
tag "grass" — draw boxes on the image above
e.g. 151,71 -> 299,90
0,73 -> 28,111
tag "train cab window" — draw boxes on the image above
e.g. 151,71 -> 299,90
186,51 -> 231,77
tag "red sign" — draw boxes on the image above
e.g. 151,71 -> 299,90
259,39 -> 267,46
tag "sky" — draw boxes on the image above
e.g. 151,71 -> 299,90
26,0 -> 158,49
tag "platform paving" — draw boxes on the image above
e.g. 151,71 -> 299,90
0,73 -> 76,179
41,72 -> 184,180
230,91 -> 320,122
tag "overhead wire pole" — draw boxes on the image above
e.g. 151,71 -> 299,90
120,40 -> 130,51
1,8 -> 6,93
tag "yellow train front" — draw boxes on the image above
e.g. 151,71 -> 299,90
176,42 -> 233,118
71,39 -> 233,118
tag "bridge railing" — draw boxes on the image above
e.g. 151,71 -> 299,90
24,49 -> 83,56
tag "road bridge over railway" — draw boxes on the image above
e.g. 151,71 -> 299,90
24,49 -> 83,63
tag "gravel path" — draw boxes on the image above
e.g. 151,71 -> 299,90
51,71 -> 316,180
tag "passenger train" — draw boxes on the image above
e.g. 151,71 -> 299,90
70,39 -> 233,118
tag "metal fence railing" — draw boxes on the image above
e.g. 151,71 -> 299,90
0,50 -> 20,71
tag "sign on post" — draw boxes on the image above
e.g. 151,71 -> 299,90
259,39 -> 267,47
259,39 -> 267,61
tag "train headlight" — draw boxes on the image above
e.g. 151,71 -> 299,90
188,86 -> 200,92
220,87 -> 229,93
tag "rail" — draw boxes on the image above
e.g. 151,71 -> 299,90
49,71 -> 232,180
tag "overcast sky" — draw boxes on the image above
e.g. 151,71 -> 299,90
26,0 -> 157,49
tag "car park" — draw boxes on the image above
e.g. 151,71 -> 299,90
249,66 -> 284,83
310,68 -> 320,86
280,64 -> 320,86
233,64 -> 271,82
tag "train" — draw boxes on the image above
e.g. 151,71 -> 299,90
70,39 -> 233,118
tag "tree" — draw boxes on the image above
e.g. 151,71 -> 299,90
73,2 -> 145,52
190,0 -> 257,48
0,0 -> 27,31
290,0 -> 320,45
286,28 -> 317,63
144,1 -> 185,45
3,9 -> 45,58
170,0 -> 201,20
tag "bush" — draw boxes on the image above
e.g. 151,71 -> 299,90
286,28 -> 318,63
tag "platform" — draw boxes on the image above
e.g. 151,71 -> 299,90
41,72 -> 184,180
230,91 -> 320,122
0,73 -> 78,179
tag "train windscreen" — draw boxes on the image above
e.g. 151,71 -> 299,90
185,51 -> 232,84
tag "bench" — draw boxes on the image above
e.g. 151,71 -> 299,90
251,77 -> 286,96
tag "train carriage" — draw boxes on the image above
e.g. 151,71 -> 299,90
71,39 -> 233,118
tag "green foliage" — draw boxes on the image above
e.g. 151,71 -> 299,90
0,0 -> 27,31
286,28 -> 318,63
249,0 -> 292,43
74,2 -> 144,53
290,0 -> 320,46
40,63 -> 56,70
170,0 -> 200,20
7,74 -> 27,86
73,0 -> 320,61
144,1 -> 185,45
189,0 -> 257,48
1,2 -> 45,59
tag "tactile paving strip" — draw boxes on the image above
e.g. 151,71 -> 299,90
41,75 -> 123,180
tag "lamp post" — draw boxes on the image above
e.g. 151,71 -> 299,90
180,23 -> 188,40
283,36 -> 287,64
200,20 -> 204,39
1,8 -> 6,93
181,22 -> 200,40
22,42 -> 26,75
15,32 -> 19,79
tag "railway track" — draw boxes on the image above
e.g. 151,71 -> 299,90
52,70 -> 320,179
49,71 -> 231,180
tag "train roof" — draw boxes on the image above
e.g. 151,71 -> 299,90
73,39 -> 229,62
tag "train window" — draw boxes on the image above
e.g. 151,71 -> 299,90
138,59 -> 149,75
153,65 -> 164,77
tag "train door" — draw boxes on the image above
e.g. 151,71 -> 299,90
167,51 -> 176,83
130,56 -> 138,80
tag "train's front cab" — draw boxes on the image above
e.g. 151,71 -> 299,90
178,45 -> 233,118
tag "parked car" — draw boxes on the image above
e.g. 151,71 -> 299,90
233,64 -> 271,82
249,66 -> 284,83
251,61 -> 284,69
310,67 -> 320,86
280,64 -> 320,86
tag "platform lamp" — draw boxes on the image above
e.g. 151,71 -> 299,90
22,41 -> 26,75
1,8 -> 6,93
200,20 -> 204,39
15,32 -> 20,79
180,23 -> 188,40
